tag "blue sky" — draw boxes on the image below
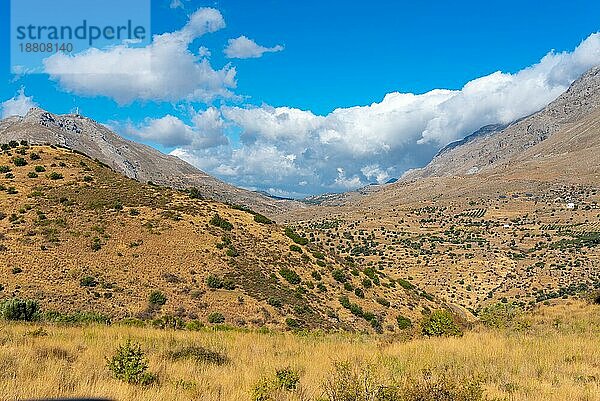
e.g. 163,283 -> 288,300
1,0 -> 599,197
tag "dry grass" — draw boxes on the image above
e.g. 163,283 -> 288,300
0,301 -> 599,401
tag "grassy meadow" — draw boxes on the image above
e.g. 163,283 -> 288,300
0,301 -> 599,401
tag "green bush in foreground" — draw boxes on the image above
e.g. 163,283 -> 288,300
0,298 -> 39,321
106,340 -> 157,385
149,291 -> 167,306
421,310 -> 462,337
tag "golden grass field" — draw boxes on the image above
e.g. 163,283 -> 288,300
0,301 -> 599,401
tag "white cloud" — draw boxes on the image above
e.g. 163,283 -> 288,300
131,33 -> 600,197
43,8 -> 236,104
224,36 -> 284,59
1,87 -> 38,119
121,107 -> 228,149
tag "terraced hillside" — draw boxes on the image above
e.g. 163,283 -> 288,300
0,143 -> 441,332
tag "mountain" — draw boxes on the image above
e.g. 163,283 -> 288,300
0,108 -> 301,215
279,66 -> 600,315
0,144 -> 441,331
403,66 -> 600,180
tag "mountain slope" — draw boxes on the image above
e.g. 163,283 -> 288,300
0,108 -> 300,215
0,144 -> 440,332
403,65 -> 600,180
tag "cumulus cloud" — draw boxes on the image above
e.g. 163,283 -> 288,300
1,88 -> 38,118
139,33 -> 600,197
224,36 -> 284,59
121,107 -> 228,149
43,8 -> 236,104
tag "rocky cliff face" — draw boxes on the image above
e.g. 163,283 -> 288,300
0,108 -> 300,215
403,66 -> 600,180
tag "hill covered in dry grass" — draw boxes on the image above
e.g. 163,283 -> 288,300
0,143 -> 441,332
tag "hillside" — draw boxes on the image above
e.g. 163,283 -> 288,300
279,67 -> 600,315
0,108 -> 300,215
0,143 -> 442,332
403,65 -> 600,180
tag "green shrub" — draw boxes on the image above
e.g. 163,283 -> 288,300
311,271 -> 322,281
252,367 -> 300,401
1,298 -> 39,321
0,166 -> 10,173
12,157 -> 27,167
34,165 -> 46,172
188,187 -> 203,199
267,297 -> 283,308
284,228 -> 308,245
80,275 -> 98,287
376,297 -> 390,307
285,317 -> 301,329
106,340 -> 157,385
398,278 -> 415,290
478,302 -> 522,329
279,267 -> 301,284
48,172 -> 63,180
29,152 -> 40,160
397,315 -> 412,330
289,244 -> 302,253
421,310 -> 462,337
206,275 -> 235,290
8,141 -> 18,148
332,269 -> 347,283
207,312 -> 225,324
254,214 -> 273,224
149,290 -> 167,306
210,214 -> 233,230
354,287 -> 365,298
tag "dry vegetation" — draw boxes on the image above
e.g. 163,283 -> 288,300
0,301 -> 599,401
0,144 -> 438,332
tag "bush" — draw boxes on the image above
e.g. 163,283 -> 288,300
0,166 -> 11,173
332,269 -> 347,283
206,275 -> 235,290
376,297 -> 390,307
421,310 -> 462,337
267,297 -> 283,308
254,214 -> 273,224
397,315 -> 412,330
149,291 -> 167,306
48,172 -> 63,180
27,171 -> 38,178
34,165 -> 46,172
30,152 -> 40,160
252,368 -> 300,401
279,267 -> 301,284
1,298 -> 40,321
210,214 -> 233,230
478,302 -> 523,329
12,157 -> 27,167
284,228 -> 308,245
354,287 -> 365,298
206,274 -> 224,289
311,271 -> 322,281
289,244 -> 302,253
207,311 -> 225,324
80,275 -> 98,287
398,278 -> 415,290
188,187 -> 203,199
106,340 -> 157,385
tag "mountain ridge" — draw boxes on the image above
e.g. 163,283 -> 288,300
0,108 -> 302,215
